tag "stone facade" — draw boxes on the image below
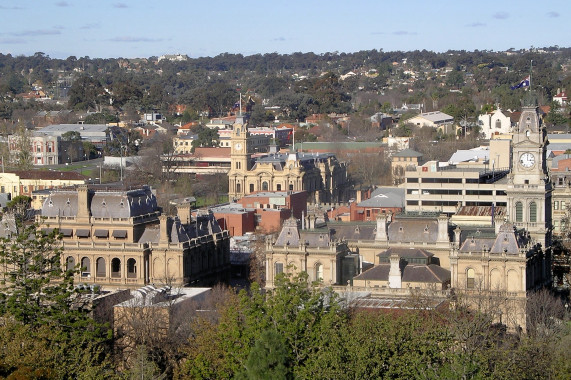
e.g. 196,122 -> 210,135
38,185 -> 230,289
227,122 -> 348,204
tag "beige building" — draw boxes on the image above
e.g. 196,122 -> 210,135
228,121 -> 348,203
264,216 -> 358,289
38,185 -> 230,289
0,170 -> 86,199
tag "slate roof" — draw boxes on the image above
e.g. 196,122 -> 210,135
354,263 -> 450,284
459,224 -> 527,255
274,217 -> 330,248
329,222 -> 376,241
377,247 -> 434,260
7,170 -> 86,181
41,186 -> 157,218
357,187 -> 405,208
387,218 -> 441,243
393,148 -> 423,158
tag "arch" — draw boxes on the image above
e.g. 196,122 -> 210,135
127,258 -> 137,278
111,258 -> 121,278
489,268 -> 502,290
66,256 -> 75,272
315,263 -> 324,281
96,257 -> 106,277
507,269 -> 520,292
262,181 -> 269,191
466,268 -> 475,289
153,258 -> 164,278
529,202 -> 537,223
495,119 -> 502,129
515,202 -> 523,222
236,127 -> 241,136
81,257 -> 91,277
236,183 -> 241,193
167,258 -> 177,278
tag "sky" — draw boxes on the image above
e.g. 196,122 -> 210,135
0,0 -> 569,59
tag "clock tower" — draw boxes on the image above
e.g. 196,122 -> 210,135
506,94 -> 552,247
228,122 -> 250,200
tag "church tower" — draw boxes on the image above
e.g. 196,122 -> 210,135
506,94 -> 552,247
228,122 -> 250,200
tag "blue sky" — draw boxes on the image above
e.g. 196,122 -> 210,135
0,0 -> 568,59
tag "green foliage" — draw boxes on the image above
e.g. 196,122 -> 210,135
5,195 -> 31,212
83,112 -> 119,124
191,126 -> 220,152
237,329 -> 291,380
61,130 -> 82,141
68,76 -> 108,111
0,222 -> 113,378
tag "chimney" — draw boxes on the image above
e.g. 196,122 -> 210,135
388,254 -> 402,289
375,214 -> 388,242
437,214 -> 449,243
77,185 -> 90,222
176,202 -> 191,225
159,214 -> 170,244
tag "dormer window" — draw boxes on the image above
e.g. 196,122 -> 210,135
120,200 -> 125,207
399,227 -> 404,232
66,198 -> 71,205
48,200 -> 53,207
424,225 -> 429,233
102,199 -> 106,206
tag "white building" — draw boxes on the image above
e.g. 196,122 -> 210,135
478,108 -> 512,139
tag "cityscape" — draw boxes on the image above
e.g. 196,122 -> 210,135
1,3 -> 571,376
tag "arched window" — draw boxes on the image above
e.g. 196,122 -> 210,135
274,262 -> 284,276
236,183 -> 241,193
81,257 -> 90,277
529,202 -> 537,223
315,263 -> 323,281
96,257 -> 106,277
495,119 -> 501,129
262,181 -> 269,191
466,268 -> 475,289
277,184 -> 282,191
66,256 -> 75,272
236,127 -> 240,136
127,258 -> 137,278
250,183 -> 254,193
111,258 -> 121,278
515,202 -> 523,222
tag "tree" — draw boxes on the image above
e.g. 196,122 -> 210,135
237,328 -> 291,380
61,130 -> 82,141
68,75 -> 108,111
191,126 -> 220,152
11,126 -> 33,170
0,222 -> 111,377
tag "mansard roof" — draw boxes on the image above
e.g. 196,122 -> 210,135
41,186 -> 158,218
274,217 -> 331,248
354,263 -> 450,284
459,223 -> 528,254
387,218 -> 440,243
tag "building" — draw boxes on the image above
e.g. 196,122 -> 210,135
478,108 -> 512,140
404,111 -> 454,130
37,124 -> 118,149
38,185 -> 230,289
8,132 -> 85,166
264,216 -> 359,289
0,170 -> 86,200
391,148 -> 423,185
228,122 -> 348,203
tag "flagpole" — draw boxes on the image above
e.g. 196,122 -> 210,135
530,60 -> 533,91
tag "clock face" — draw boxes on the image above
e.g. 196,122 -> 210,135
520,152 -> 535,168
234,143 -> 242,151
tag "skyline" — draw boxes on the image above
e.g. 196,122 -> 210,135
0,0 -> 569,60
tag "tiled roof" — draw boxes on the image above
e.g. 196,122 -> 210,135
9,170 -> 86,181
354,263 -> 450,284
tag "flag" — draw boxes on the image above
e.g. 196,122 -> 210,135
510,76 -> 530,90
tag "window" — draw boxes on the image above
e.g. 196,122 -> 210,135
236,162 -> 241,169
466,268 -> 475,289
66,256 -> 75,271
554,201 -> 559,210
250,184 -> 254,193
127,258 -> 137,278
277,184 -> 281,191
111,258 -> 121,278
515,202 -> 523,222
81,257 -> 91,277
236,183 -> 241,193
274,262 -> 284,276
495,119 -> 501,129
315,263 -> 323,281
562,201 -> 566,210
96,258 -> 106,277
262,181 -> 269,191
529,202 -> 537,223
289,184 -> 294,191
